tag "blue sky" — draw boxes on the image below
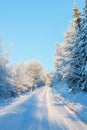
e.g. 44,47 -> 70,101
0,0 -> 84,72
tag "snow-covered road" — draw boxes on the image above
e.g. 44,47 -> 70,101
0,86 -> 87,130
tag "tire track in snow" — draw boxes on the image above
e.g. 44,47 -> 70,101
0,86 -> 87,130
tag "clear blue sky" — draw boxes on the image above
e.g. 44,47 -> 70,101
0,0 -> 84,72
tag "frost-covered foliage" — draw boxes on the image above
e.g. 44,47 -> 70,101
53,18 -> 78,86
75,0 -> 87,91
51,72 -> 62,86
65,1 -> 87,91
53,3 -> 87,92
62,8 -> 82,91
0,42 -> 17,99
14,61 -> 47,94
46,72 -> 53,87
0,41 -> 47,99
54,43 -> 66,76
53,6 -> 81,90
53,7 -> 81,82
25,61 -> 47,89
52,43 -> 65,85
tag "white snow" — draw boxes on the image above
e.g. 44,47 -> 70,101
0,86 -> 87,130
53,82 -> 87,124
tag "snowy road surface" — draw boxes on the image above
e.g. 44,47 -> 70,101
0,86 -> 87,130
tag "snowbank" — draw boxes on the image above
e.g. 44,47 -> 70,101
53,82 -> 87,123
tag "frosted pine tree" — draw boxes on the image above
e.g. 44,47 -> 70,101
62,21 -> 77,79
63,5 -> 82,91
53,5 -> 81,86
52,43 -> 65,86
77,0 -> 87,91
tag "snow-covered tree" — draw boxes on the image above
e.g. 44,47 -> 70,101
54,43 -> 65,75
52,43 -> 65,85
53,5 -> 83,91
46,72 -> 53,87
53,11 -> 79,86
62,2 -> 87,92
62,5 -> 82,91
25,61 -> 47,90
75,0 -> 87,91
0,42 -> 17,98
14,61 -> 47,93
13,63 -> 28,94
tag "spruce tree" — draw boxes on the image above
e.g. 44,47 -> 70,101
76,0 -> 87,91
53,5 -> 82,88
63,5 -> 82,91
